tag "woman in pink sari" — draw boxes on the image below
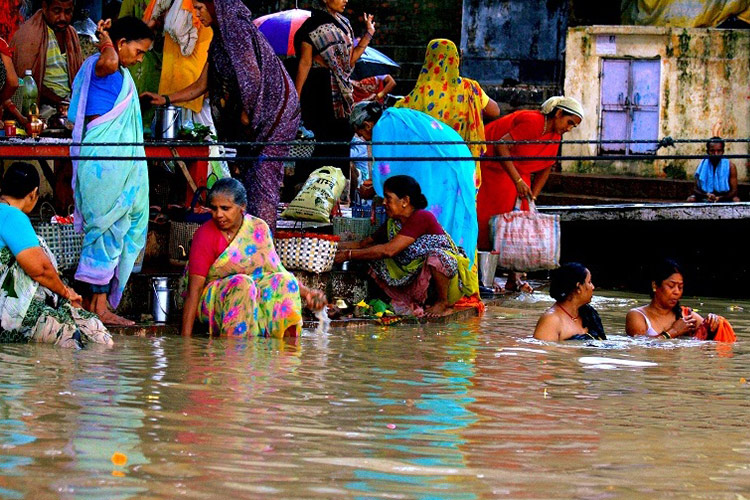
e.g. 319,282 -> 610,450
182,178 -> 325,337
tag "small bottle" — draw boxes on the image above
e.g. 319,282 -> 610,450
21,70 -> 39,117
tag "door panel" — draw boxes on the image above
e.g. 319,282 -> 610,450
600,60 -> 630,107
601,110 -> 628,153
630,109 -> 660,154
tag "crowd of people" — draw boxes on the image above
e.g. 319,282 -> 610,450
0,0 -> 742,346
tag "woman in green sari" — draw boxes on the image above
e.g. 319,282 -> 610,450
334,175 -> 478,317
0,163 -> 112,348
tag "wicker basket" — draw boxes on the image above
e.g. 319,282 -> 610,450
168,221 -> 202,266
33,223 -> 84,271
332,217 -> 374,242
274,232 -> 338,273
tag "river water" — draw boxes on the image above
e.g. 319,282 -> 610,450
0,290 -> 748,499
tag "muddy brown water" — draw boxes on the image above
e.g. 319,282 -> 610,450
1,290 -> 748,499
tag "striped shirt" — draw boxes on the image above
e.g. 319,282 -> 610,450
43,26 -> 70,98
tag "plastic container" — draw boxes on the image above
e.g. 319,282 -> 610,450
478,251 -> 499,288
20,70 -> 38,117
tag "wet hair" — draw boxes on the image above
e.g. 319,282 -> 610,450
383,175 -> 428,210
1,162 -> 40,199
706,136 -> 725,150
648,258 -> 683,316
108,16 -> 154,44
207,178 -> 247,207
549,262 -> 589,302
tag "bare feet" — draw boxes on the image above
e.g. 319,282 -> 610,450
87,292 -> 135,326
424,301 -> 454,318
505,279 -> 534,294
97,309 -> 136,327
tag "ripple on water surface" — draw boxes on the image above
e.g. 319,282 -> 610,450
1,290 -> 749,498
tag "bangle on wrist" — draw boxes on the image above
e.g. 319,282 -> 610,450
661,330 -> 672,339
100,42 -> 114,53
515,177 -> 524,185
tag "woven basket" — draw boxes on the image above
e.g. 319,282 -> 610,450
332,217 -> 374,242
168,221 -> 201,266
274,232 -> 338,273
33,223 -> 84,271
289,140 -> 316,159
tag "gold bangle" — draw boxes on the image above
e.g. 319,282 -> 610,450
515,178 -> 524,185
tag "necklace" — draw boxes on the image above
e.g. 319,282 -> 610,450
558,304 -> 579,321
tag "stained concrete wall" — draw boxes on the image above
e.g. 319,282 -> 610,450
460,0 -> 568,85
563,26 -> 750,179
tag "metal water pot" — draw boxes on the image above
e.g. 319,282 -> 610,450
151,105 -> 182,139
151,277 -> 171,323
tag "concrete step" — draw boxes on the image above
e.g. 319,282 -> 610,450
537,192 -> 670,206
545,172 -> 750,201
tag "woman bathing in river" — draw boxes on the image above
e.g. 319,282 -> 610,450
533,262 -> 606,341
626,258 -> 735,341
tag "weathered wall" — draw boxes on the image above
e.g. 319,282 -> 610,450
563,26 -> 750,179
460,0 -> 568,85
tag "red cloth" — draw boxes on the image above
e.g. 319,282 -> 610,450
0,1 -> 24,42
452,294 -> 485,314
372,209 -> 445,243
353,75 -> 386,103
187,219 -> 229,277
476,110 -> 561,250
0,37 -> 11,57
682,306 -> 737,342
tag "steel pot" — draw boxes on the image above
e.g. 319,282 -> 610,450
151,105 -> 182,140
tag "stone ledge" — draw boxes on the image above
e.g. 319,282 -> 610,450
538,201 -> 750,222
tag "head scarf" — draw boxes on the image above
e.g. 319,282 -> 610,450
211,0 -> 299,141
540,96 -> 585,120
395,39 -> 487,162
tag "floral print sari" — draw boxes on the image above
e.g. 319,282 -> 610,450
0,238 -> 112,348
198,214 -> 302,337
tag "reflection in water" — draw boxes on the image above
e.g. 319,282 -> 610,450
0,290 -> 748,498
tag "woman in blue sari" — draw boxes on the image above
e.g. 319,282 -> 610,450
349,101 -> 478,267
68,17 -> 154,326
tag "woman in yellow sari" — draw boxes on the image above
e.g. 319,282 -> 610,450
396,38 -> 500,186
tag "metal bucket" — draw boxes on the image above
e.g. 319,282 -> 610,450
151,105 -> 182,139
151,277 -> 171,323
478,251 -> 499,288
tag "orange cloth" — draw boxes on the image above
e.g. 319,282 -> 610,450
10,11 -> 82,96
452,293 -> 485,314
682,306 -> 737,342
476,110 -> 561,250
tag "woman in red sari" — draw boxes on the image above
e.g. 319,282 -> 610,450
477,96 -> 583,292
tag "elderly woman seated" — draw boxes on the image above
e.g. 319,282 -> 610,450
0,163 -> 112,348
334,175 -> 478,317
181,178 -> 325,337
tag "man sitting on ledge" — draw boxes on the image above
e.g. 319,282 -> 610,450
687,137 -> 740,202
